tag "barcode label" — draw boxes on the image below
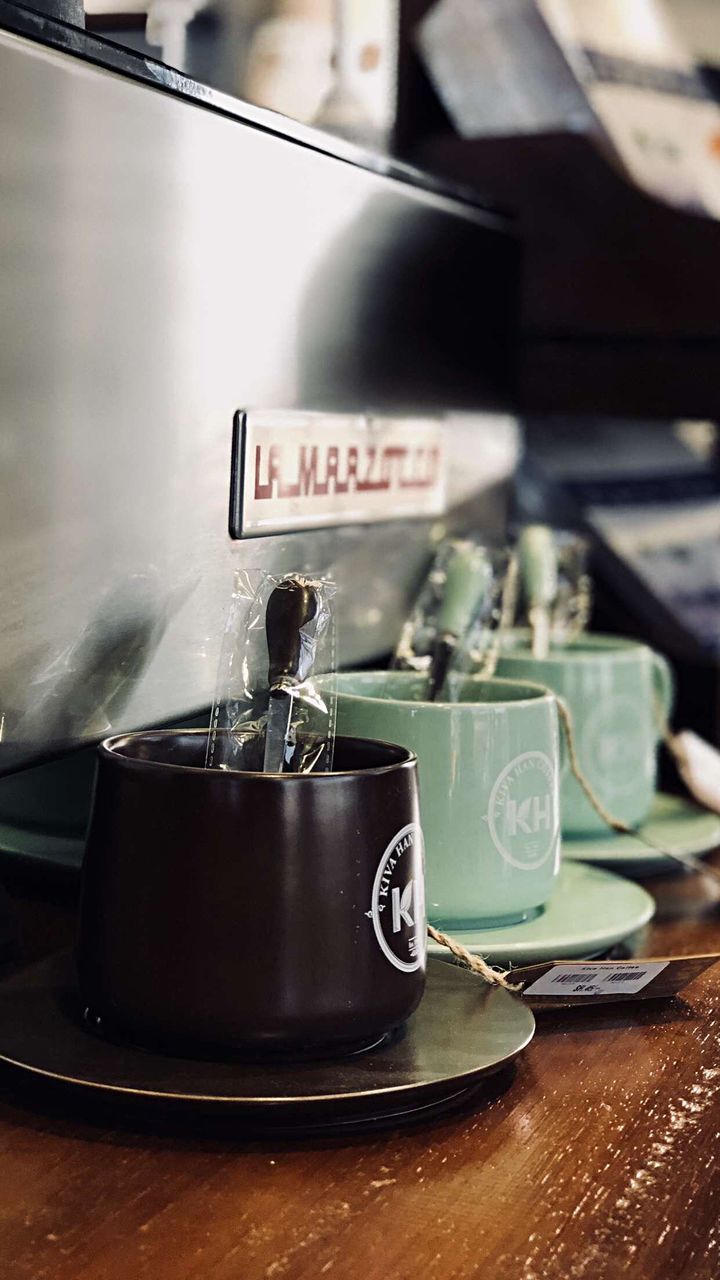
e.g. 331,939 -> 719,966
552,972 -> 595,985
523,961 -> 669,998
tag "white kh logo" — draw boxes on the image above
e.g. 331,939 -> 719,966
392,881 -> 416,933
488,751 -> 559,870
506,794 -> 553,837
581,695 -> 650,797
369,823 -> 426,973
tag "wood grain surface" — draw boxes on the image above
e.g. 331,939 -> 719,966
1,856 -> 720,1280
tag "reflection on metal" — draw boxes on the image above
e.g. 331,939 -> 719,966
0,25 -> 517,772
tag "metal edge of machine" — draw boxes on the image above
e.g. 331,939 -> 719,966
0,5 -> 520,784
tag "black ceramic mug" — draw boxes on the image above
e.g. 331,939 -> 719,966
77,731 -> 426,1056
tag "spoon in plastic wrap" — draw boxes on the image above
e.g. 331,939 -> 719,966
263,577 -> 321,773
519,525 -> 558,660
428,542 -> 493,700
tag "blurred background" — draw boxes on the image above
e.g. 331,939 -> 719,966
81,0 -> 720,186
80,0 -> 720,418
76,0 -> 720,719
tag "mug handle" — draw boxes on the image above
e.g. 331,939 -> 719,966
651,652 -> 674,735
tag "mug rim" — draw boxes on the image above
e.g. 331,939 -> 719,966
500,629 -> 653,663
322,671 -> 556,711
99,729 -> 418,780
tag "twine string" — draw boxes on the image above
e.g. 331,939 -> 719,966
556,698 -> 720,889
426,924 -> 520,991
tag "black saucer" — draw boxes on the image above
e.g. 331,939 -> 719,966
0,955 -> 535,1132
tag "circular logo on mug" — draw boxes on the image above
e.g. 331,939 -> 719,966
368,823 -> 426,973
580,695 -> 650,797
487,752 -> 558,870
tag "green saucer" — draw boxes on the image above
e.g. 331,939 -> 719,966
427,862 -> 654,966
563,793 -> 720,876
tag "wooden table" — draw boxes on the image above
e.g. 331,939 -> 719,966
1,855 -> 720,1280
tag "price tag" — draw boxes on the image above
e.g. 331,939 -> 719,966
671,731 -> 720,816
523,961 -> 669,998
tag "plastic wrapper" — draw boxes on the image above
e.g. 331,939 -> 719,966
206,570 -> 337,774
456,547 -> 518,680
392,538 -> 517,691
515,527 -> 592,648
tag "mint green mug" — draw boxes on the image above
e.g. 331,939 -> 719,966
496,632 -> 673,836
321,672 -> 561,931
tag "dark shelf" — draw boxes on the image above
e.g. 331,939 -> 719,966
397,0 -> 720,418
0,0 -> 506,224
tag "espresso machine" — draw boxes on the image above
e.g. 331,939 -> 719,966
0,0 -> 520,878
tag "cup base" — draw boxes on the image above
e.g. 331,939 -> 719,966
431,903 -> 544,933
80,1002 -> 405,1065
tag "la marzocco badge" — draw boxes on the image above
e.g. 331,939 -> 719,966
487,751 -> 558,870
368,823 -> 426,973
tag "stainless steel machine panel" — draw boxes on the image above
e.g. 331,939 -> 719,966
0,23 -> 517,772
